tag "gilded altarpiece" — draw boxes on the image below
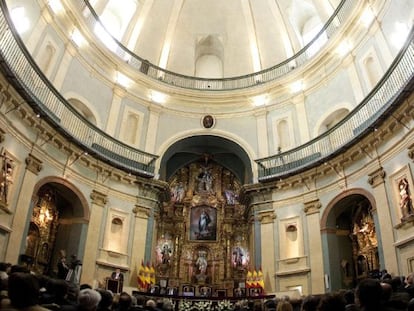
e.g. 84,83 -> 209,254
155,160 -> 250,295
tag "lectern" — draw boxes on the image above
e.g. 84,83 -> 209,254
106,278 -> 122,293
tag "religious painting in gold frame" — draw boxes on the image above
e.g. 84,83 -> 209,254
189,205 -> 217,241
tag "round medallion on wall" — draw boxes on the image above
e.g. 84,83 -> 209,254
202,115 -> 214,128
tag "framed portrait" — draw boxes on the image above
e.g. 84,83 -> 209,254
189,205 -> 217,241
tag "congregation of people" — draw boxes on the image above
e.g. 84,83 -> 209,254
1,261 -> 414,311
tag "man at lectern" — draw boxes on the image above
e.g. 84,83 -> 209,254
111,268 -> 124,282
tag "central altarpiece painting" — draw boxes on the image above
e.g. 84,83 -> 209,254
154,159 -> 250,296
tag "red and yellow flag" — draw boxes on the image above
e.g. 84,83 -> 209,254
246,270 -> 252,288
150,263 -> 156,285
137,260 -> 145,290
257,267 -> 265,290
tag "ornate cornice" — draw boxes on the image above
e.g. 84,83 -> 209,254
90,190 -> 108,207
25,153 -> 43,175
367,167 -> 386,188
303,199 -> 322,215
408,143 -> 414,160
257,210 -> 276,224
133,205 -> 151,219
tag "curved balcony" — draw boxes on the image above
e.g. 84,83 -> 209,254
256,27 -> 414,182
72,0 -> 357,91
0,2 -> 413,181
0,2 -> 158,178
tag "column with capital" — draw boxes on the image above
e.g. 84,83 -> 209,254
258,209 -> 276,293
367,167 -> 398,274
5,154 -> 42,263
81,190 -> 107,285
304,199 -> 325,294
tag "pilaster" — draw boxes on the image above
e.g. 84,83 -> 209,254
367,167 -> 398,274
5,154 -> 43,263
257,209 -> 276,293
81,190 -> 108,286
303,199 -> 324,294
130,205 -> 151,287
254,108 -> 269,158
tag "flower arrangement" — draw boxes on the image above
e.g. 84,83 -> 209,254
216,299 -> 233,310
177,299 -> 233,311
178,299 -> 192,311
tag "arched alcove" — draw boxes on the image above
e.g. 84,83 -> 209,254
25,177 -> 89,276
321,189 -> 378,291
158,135 -> 253,184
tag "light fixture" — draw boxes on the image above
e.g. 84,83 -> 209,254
336,39 -> 352,57
150,90 -> 167,104
252,94 -> 267,107
10,7 -> 30,34
48,0 -> 64,14
391,22 -> 409,49
116,72 -> 132,88
71,28 -> 87,47
359,7 -> 375,28
290,80 -> 304,93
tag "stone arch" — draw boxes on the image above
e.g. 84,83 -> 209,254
26,176 -> 91,275
320,188 -> 378,291
321,188 -> 376,231
157,134 -> 253,184
32,176 -> 90,221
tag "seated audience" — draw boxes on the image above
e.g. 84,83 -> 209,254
78,288 -> 102,311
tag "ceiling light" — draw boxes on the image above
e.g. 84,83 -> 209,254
336,40 -> 352,57
71,28 -> 87,47
150,91 -> 167,104
252,95 -> 267,107
391,22 -> 409,49
116,72 -> 132,88
359,7 -> 375,28
290,80 -> 304,93
10,7 -> 30,33
48,0 -> 64,14
94,23 -> 117,52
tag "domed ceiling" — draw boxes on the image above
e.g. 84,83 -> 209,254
88,0 -> 338,78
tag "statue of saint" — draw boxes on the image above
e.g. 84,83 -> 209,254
195,251 -> 208,275
399,178 -> 414,219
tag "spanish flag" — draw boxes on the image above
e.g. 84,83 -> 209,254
144,262 -> 151,287
150,263 -> 156,285
257,267 -> 265,290
246,270 -> 252,288
137,260 -> 145,290
251,269 -> 257,288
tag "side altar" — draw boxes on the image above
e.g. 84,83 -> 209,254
151,157 -> 251,297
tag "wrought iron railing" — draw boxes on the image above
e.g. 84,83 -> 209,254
0,2 -> 158,178
0,2 -> 412,182
255,26 -> 414,182
69,0 -> 357,91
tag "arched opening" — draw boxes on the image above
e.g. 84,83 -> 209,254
21,180 -> 89,277
321,191 -> 379,291
158,135 -> 253,184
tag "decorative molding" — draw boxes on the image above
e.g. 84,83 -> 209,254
133,205 -> 151,219
408,143 -> 414,160
25,153 -> 43,174
0,127 -> 5,143
367,167 -> 386,188
258,210 -> 276,224
0,201 -> 11,214
90,190 -> 108,207
303,199 -> 322,215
